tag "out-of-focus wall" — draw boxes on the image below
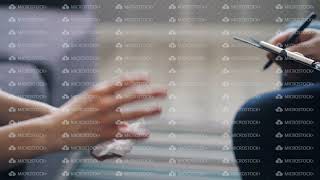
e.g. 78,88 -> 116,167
96,0 -> 317,24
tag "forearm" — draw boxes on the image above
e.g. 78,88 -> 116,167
0,115 -> 58,171
0,90 -> 56,125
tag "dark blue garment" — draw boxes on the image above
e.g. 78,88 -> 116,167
233,84 -> 320,180
233,21 -> 320,180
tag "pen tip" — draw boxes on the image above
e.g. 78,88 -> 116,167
262,60 -> 273,71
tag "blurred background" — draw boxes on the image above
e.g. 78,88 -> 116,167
93,1 -> 319,179
1,0 -> 319,180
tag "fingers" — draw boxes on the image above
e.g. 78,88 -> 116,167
296,29 -> 318,43
106,107 -> 162,123
90,75 -> 150,96
110,88 -> 167,108
120,107 -> 162,121
267,28 -> 319,61
287,39 -> 317,56
97,88 -> 167,113
269,28 -> 317,46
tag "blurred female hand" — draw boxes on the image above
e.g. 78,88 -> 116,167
0,75 -> 167,170
48,75 -> 167,150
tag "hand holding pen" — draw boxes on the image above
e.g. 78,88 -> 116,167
263,12 -> 317,70
267,28 -> 320,64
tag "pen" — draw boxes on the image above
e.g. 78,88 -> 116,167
263,12 -> 317,70
260,41 -> 320,71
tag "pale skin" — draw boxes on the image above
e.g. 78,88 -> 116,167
268,28 -> 320,69
0,75 -> 167,171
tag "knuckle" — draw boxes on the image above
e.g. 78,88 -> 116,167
99,97 -> 114,109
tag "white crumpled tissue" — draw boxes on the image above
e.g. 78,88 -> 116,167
90,122 -> 147,160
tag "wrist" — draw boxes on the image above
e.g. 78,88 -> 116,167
37,103 -> 57,116
44,113 -> 65,153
